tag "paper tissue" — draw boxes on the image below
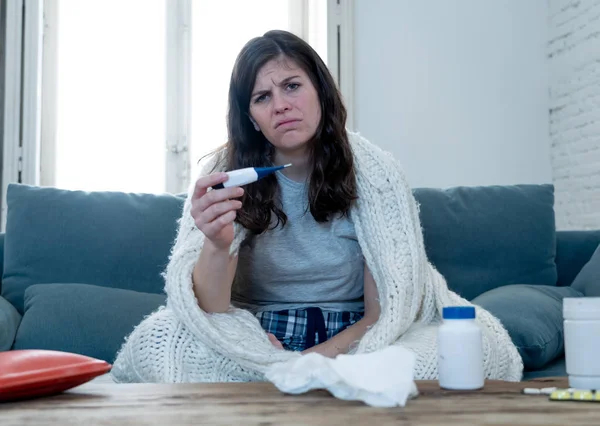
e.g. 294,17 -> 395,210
265,345 -> 419,407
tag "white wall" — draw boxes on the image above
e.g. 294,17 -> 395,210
353,0 -> 552,189
549,0 -> 600,230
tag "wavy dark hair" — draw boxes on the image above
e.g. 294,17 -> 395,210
220,29 -> 357,234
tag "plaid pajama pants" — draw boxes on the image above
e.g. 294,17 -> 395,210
256,307 -> 363,351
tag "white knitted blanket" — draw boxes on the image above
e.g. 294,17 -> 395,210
111,132 -> 523,383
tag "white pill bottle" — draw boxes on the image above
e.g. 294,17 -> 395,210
563,297 -> 600,390
437,306 -> 485,390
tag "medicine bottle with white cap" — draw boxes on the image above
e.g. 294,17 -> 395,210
563,297 -> 600,390
437,306 -> 484,390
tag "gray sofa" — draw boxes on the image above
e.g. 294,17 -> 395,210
1,182 -> 599,381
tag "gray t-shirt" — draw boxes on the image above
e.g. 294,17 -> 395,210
231,171 -> 365,313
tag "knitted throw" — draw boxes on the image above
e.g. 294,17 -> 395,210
111,132 -> 523,383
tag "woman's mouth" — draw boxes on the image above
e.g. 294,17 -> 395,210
276,119 -> 300,129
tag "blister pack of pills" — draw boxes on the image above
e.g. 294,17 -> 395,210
522,386 -> 600,402
549,389 -> 600,402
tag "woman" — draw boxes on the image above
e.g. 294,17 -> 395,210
192,29 -> 379,357
111,30 -> 522,383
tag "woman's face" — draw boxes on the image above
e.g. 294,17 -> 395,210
248,57 -> 322,156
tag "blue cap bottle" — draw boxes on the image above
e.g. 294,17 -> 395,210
442,306 -> 476,320
438,305 -> 484,390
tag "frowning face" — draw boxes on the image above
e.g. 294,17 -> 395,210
248,56 -> 322,157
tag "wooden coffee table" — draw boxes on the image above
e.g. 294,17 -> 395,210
1,377 -> 598,425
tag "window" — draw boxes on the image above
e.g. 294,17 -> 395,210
2,0 -> 352,226
190,1 -> 290,169
190,0 -> 329,169
51,0 -> 331,194
54,0 -> 166,193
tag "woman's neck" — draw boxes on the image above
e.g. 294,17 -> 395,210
274,149 -> 311,182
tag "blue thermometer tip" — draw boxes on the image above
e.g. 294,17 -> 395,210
254,163 -> 292,179
211,163 -> 292,190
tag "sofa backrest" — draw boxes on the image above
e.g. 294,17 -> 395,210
413,184 -> 557,300
555,229 -> 600,287
1,182 -> 560,313
1,184 -> 185,314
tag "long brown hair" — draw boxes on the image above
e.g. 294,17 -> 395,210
221,30 -> 357,234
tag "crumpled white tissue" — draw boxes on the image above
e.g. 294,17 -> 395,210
265,345 -> 419,407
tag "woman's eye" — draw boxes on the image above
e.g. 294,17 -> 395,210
254,94 -> 268,104
287,83 -> 300,90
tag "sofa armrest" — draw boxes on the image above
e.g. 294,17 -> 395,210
0,232 -> 4,293
0,294 -> 21,351
556,230 -> 600,287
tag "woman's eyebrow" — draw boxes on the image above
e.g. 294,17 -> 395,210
251,88 -> 269,98
252,75 -> 301,98
275,75 -> 301,86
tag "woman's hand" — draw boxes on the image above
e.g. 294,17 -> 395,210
267,333 -> 284,350
190,172 -> 244,251
301,264 -> 380,358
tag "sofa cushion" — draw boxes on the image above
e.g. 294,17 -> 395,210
1,184 -> 184,313
472,284 -> 583,370
570,244 -> 600,297
522,356 -> 566,380
555,230 -> 600,287
0,233 -> 4,293
0,295 -> 21,351
12,283 -> 166,363
413,184 -> 557,300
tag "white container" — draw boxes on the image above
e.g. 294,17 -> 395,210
563,297 -> 600,390
438,306 -> 484,390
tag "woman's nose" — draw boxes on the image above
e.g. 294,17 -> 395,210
273,93 -> 291,114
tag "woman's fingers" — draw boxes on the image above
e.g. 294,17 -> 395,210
201,210 -> 237,238
192,172 -> 228,200
196,186 -> 244,212
189,172 -> 245,242
200,200 -> 243,225
190,186 -> 244,227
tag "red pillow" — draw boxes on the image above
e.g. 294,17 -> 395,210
0,350 -> 111,401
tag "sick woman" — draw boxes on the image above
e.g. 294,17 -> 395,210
112,30 -> 522,383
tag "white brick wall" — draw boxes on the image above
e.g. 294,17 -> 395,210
549,0 -> 600,230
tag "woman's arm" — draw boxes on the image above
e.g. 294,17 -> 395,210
302,263 -> 381,358
192,241 -> 239,313
190,171 -> 243,313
